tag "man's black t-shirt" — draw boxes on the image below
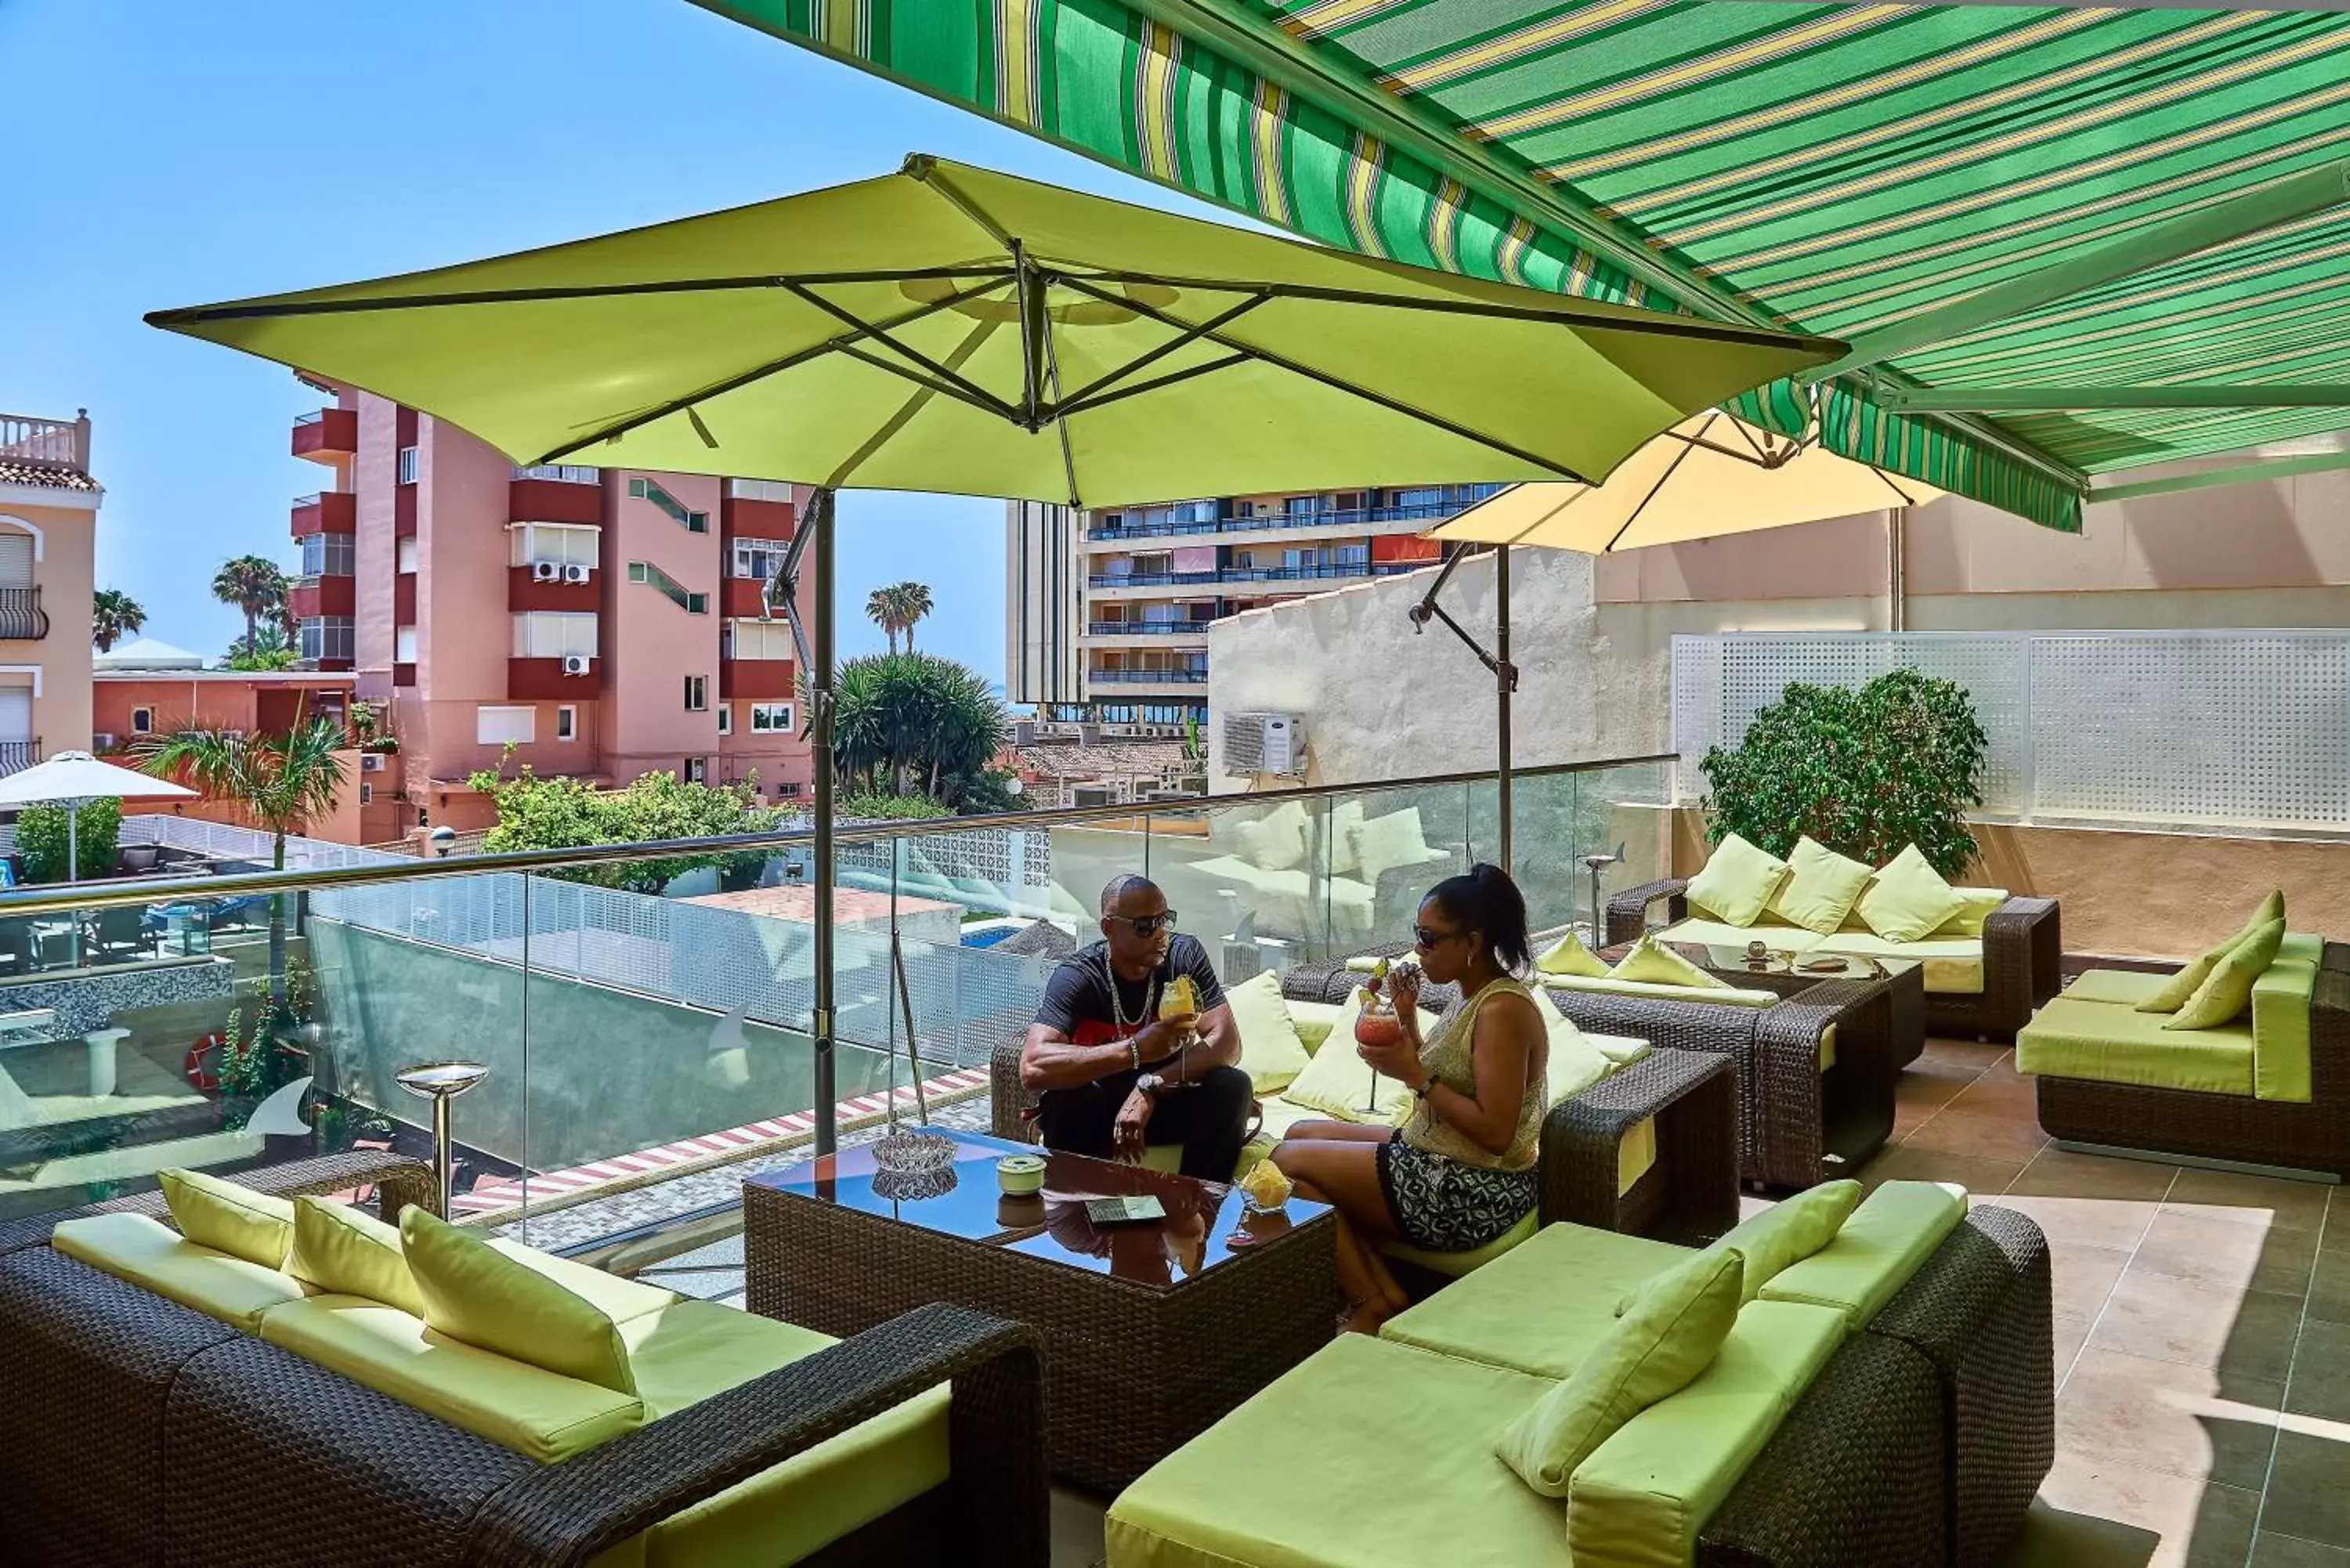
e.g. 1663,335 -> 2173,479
1033,934 -> 1225,1046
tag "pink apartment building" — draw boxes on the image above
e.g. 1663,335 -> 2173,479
290,381 -> 817,833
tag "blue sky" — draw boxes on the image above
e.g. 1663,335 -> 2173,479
0,0 -> 1239,681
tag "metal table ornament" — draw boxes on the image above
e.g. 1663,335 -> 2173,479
869,923 -> 956,1176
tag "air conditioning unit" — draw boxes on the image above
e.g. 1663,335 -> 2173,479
561,655 -> 592,676
1071,783 -> 1119,808
562,563 -> 591,584
532,562 -> 562,583
1222,712 -> 1305,777
361,753 -> 385,773
92,733 -> 117,752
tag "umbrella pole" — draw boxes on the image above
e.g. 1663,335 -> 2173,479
1496,545 -> 1513,876
810,490 -> 838,1157
68,800 -> 81,966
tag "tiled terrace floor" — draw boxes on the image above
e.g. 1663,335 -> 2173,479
627,1036 -> 2347,1568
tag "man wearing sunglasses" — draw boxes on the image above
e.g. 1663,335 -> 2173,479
1020,875 -> 1252,1179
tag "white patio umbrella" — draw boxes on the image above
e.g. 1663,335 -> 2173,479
0,750 -> 197,885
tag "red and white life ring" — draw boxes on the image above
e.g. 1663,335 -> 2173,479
183,1033 -> 223,1092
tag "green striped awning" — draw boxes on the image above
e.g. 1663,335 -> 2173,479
696,0 -> 2350,533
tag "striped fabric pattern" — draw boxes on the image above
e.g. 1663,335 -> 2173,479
696,0 -> 2350,531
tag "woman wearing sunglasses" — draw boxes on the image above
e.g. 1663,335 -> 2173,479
1270,863 -> 1547,1334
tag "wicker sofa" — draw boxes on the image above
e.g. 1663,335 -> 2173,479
1108,1186 -> 2051,1568
1608,879 -> 2063,1040
0,1161 -> 1047,1568
2019,936 -> 2350,1177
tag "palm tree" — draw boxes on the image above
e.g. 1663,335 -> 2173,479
830,651 -> 1008,804
136,713 -> 346,1004
212,555 -> 288,657
862,582 -> 935,655
892,581 -> 935,651
91,588 -> 146,653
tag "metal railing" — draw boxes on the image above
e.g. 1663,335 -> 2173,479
0,412 -> 89,471
292,410 -> 326,428
1084,497 -> 1493,541
1089,669 -> 1209,685
1084,621 -> 1211,636
0,739 -> 39,778
1086,560 -> 1426,589
0,587 -> 47,641
515,464 -> 602,485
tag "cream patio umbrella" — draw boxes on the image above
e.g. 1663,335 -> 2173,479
1409,407 -> 1947,870
146,154 -> 1836,1154
0,750 -> 198,885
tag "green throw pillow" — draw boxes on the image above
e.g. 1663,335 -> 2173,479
1609,934 -> 1730,990
1537,930 -> 1608,978
400,1208 -> 638,1395
1224,969 -> 1313,1093
288,1196 -> 425,1317
2141,891 -> 2290,1013
1495,1247 -> 1744,1498
1684,834 -> 1789,928
1768,837 -> 1876,935
2165,918 -> 2286,1032
1623,1180 -> 1862,1312
159,1168 -> 297,1268
1855,845 -> 1967,943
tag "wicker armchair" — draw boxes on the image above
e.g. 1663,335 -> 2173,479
0,1148 -> 439,1259
0,1243 -> 1047,1568
2034,946 -> 2350,1179
1541,976 -> 1899,1190
1608,878 -> 2062,1040
989,1038 -> 1738,1245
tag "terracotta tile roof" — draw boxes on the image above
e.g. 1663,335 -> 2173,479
0,461 -> 99,491
1012,739 -> 1189,780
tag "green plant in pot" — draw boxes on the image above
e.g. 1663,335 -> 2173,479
1698,667 -> 1987,878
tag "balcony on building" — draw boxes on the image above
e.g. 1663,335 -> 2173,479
720,659 -> 797,700
0,738 -> 39,778
290,490 -> 356,537
721,478 -> 798,541
509,522 -> 601,612
0,587 -> 49,641
509,656 -> 603,699
289,576 -> 355,621
298,616 -> 355,674
511,464 -> 605,526
291,406 -> 356,463
1080,613 -> 1214,646
394,573 -> 417,626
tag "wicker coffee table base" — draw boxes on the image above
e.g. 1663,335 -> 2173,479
744,1180 -> 1338,1496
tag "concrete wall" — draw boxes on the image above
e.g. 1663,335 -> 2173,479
606,469 -> 721,779
0,493 -> 96,757
309,919 -> 893,1171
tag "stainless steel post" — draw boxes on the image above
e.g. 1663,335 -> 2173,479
810,489 -> 838,1157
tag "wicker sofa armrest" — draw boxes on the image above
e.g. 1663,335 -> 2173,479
0,1147 -> 438,1259
989,1034 -> 1040,1143
1542,1046 -> 1738,1244
1278,940 -> 1414,1005
1752,979 -> 1891,1188
1607,876 -> 1690,946
1980,896 -> 2062,1031
468,1304 -> 1047,1568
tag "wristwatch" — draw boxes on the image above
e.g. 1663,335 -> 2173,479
1135,1072 -> 1166,1098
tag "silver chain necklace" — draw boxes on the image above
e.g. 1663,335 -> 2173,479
1104,947 -> 1160,1032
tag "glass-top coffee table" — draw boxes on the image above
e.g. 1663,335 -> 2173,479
743,1126 -> 1336,1494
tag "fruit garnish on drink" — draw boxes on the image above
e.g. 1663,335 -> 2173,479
1239,1157 -> 1292,1212
1161,974 -> 1198,1020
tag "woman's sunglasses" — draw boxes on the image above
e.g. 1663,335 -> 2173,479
1413,924 -> 1465,948
1110,912 -> 1179,938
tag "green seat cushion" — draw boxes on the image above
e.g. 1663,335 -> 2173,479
1381,1209 -> 1541,1279
1684,834 -> 1791,927
1550,974 -> 1780,1009
1568,1300 -> 1848,1568
2017,996 -> 2254,1097
1495,1247 -> 1744,1497
1853,846 -> 1966,943
1586,1032 -> 1654,1067
1108,1335 -> 1571,1568
1222,969 -> 1312,1093
259,1295 -> 647,1465
1383,1220 -> 1698,1380
52,1211 -> 310,1332
1809,931 -> 1986,995
1767,837 -> 1876,935
591,1301 -> 953,1568
2063,969 -> 2175,1009
287,1196 -> 423,1317
2168,918 -> 2286,1031
160,1167 -> 296,1268
1537,930 -> 1609,977
1611,934 -> 1732,991
1660,916 -> 1823,953
1757,1180 -> 1966,1330
2252,949 -> 2318,1104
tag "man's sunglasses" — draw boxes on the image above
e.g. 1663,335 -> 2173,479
1109,912 -> 1179,938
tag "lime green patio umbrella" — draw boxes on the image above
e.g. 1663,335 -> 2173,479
149,154 -> 1836,1152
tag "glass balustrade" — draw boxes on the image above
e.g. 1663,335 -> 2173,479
0,753 -> 1671,1257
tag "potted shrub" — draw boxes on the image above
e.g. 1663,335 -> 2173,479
1698,667 -> 1988,878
